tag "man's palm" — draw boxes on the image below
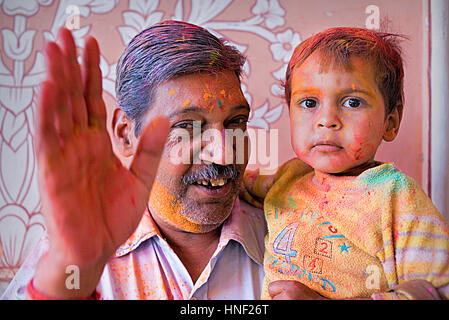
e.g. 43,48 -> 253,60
36,28 -> 169,267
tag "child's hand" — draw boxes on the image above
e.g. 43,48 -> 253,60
268,280 -> 327,300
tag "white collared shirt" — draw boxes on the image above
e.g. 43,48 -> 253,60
2,199 -> 267,300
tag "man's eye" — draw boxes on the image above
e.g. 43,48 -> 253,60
299,98 -> 317,109
229,116 -> 248,126
343,98 -> 362,108
173,121 -> 195,129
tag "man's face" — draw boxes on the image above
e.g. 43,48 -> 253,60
139,71 -> 250,233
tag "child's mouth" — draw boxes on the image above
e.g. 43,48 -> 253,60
312,141 -> 343,152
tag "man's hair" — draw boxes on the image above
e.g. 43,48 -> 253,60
284,27 -> 406,115
115,20 -> 246,136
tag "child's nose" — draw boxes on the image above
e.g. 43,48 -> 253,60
316,107 -> 343,130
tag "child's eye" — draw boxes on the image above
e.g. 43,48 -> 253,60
299,98 -> 318,109
343,98 -> 362,108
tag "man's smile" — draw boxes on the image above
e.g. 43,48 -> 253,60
190,177 -> 233,197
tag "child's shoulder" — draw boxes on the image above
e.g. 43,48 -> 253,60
361,163 -> 443,217
359,162 -> 419,193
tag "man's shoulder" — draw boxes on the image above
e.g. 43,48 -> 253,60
235,199 -> 267,264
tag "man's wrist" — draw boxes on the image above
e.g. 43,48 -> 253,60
32,251 -> 106,299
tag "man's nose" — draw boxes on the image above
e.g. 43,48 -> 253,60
315,104 -> 343,130
197,128 -> 234,165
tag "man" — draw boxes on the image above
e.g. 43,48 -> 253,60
2,20 -> 266,300
2,20 -> 440,300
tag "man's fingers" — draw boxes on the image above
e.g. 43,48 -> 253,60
58,28 -> 88,131
36,81 -> 61,158
268,280 -> 327,300
44,42 -> 73,140
130,117 -> 170,191
82,36 -> 106,130
268,280 -> 306,299
268,280 -> 290,298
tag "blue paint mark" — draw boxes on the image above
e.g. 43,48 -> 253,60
310,211 -> 318,223
322,235 -> 345,239
317,222 -> 331,227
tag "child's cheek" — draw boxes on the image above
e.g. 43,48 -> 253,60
347,123 -> 376,161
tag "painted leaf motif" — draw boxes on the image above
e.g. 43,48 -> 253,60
264,104 -> 283,123
2,29 -> 36,61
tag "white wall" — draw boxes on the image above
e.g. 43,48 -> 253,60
430,0 -> 449,221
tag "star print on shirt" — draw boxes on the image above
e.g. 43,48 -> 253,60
338,242 -> 351,253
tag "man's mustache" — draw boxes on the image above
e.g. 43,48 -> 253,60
181,163 -> 241,185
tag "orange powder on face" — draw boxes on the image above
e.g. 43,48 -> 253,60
169,89 -> 176,95
203,92 -> 212,101
149,181 -> 206,233
182,99 -> 191,108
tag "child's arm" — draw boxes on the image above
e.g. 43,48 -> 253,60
376,179 -> 449,299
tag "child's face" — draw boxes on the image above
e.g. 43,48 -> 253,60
289,52 -> 399,175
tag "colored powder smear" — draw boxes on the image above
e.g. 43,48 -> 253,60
182,99 -> 191,108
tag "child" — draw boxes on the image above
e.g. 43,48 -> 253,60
242,27 -> 449,299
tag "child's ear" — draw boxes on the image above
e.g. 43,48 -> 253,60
112,108 -> 136,157
383,103 -> 403,142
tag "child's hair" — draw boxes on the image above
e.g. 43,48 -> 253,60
284,27 -> 406,115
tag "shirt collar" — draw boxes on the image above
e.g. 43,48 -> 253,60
113,198 -> 266,265
113,209 -> 159,257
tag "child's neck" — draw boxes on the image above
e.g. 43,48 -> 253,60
314,160 -> 380,181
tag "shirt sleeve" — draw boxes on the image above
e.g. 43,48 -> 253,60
1,234 -> 49,300
376,177 -> 449,300
371,280 -> 442,300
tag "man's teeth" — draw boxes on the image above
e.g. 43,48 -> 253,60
197,178 -> 228,187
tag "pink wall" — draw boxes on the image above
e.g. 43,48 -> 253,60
0,0 -> 429,293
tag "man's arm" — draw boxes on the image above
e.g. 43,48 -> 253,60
240,158 -> 313,208
267,280 -> 442,300
31,28 -> 169,299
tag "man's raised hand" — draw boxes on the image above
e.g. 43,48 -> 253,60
33,28 -> 169,298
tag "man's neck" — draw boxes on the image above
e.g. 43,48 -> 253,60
154,218 -> 222,284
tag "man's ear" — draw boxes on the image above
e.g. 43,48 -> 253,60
383,103 -> 403,142
112,108 -> 135,157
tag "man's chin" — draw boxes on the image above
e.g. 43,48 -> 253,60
179,193 -> 237,231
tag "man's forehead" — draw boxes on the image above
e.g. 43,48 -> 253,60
162,71 -> 242,93
144,71 -> 249,121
